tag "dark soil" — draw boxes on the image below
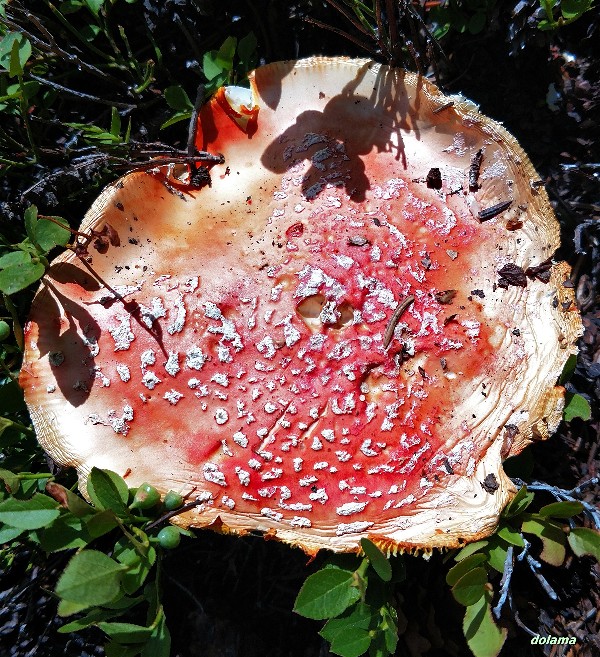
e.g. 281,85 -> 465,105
1,2 -> 599,657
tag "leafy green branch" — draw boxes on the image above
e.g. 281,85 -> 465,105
0,466 -> 200,656
294,538 -> 402,657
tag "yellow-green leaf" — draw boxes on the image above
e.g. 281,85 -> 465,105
567,527 -> 600,560
463,589 -> 507,657
522,517 -> 566,566
451,567 -> 487,606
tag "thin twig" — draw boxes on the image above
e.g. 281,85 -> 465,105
525,554 -> 558,600
385,0 -> 399,57
145,497 -> 208,531
323,0 -> 374,37
1,12 -> 129,90
383,294 -> 414,349
493,545 -> 514,620
29,74 -> 137,110
187,83 -> 205,158
303,17 -> 377,56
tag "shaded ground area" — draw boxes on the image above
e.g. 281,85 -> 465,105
0,2 -> 599,656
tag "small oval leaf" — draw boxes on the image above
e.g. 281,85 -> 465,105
55,550 -> 126,613
463,589 -> 507,657
563,392 -> 592,422
522,517 -> 566,566
0,251 -> 32,269
0,262 -> 46,295
446,553 -> 487,586
87,468 -> 129,514
451,567 -> 488,606
497,524 -> 525,547
97,621 -> 153,643
539,500 -> 584,518
294,568 -> 361,620
567,527 -> 600,560
360,537 -> 392,582
34,216 -> 71,251
0,493 -> 60,529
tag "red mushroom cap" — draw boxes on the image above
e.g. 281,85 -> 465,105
20,58 -> 582,554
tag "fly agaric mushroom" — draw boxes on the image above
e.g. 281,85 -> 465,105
20,58 -> 581,555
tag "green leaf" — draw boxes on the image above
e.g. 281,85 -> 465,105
463,589 -> 507,657
320,602 -> 373,640
59,1 -> 85,14
0,493 -> 60,529
237,32 -> 257,68
45,481 -> 95,517
114,536 -> 156,594
502,486 -> 534,518
360,538 -> 392,582
454,540 -> 489,561
84,0 -> 105,16
80,23 -> 102,42
58,598 -> 93,616
0,467 -> 19,494
110,107 -> 121,137
98,621 -> 153,644
446,553 -> 487,586
0,524 -> 24,542
563,392 -> 591,422
87,468 -> 129,515
539,500 -> 583,518
567,527 -> 600,560
59,607 -> 120,633
203,50 -> 223,81
0,261 -> 46,294
294,568 -> 362,620
36,513 -> 91,552
61,597 -> 143,634
320,604 -> 374,657
497,524 -> 525,547
0,320 -> 9,341
0,33 -> 31,76
522,517 -> 566,566
34,216 -> 71,251
24,205 -> 39,244
485,540 -> 509,574
0,251 -> 32,269
16,80 -> 40,100
561,0 -> 592,19
160,110 -> 192,130
164,85 -> 193,111
215,36 -> 237,71
559,353 -> 577,384
141,610 -> 171,657
330,626 -> 371,657
381,604 -> 399,654
85,509 -> 119,538
55,550 -> 126,614
451,567 -> 487,606
203,37 -> 237,82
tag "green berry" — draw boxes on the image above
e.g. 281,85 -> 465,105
130,483 -> 161,510
0,321 -> 10,342
157,526 -> 181,549
163,490 -> 184,511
